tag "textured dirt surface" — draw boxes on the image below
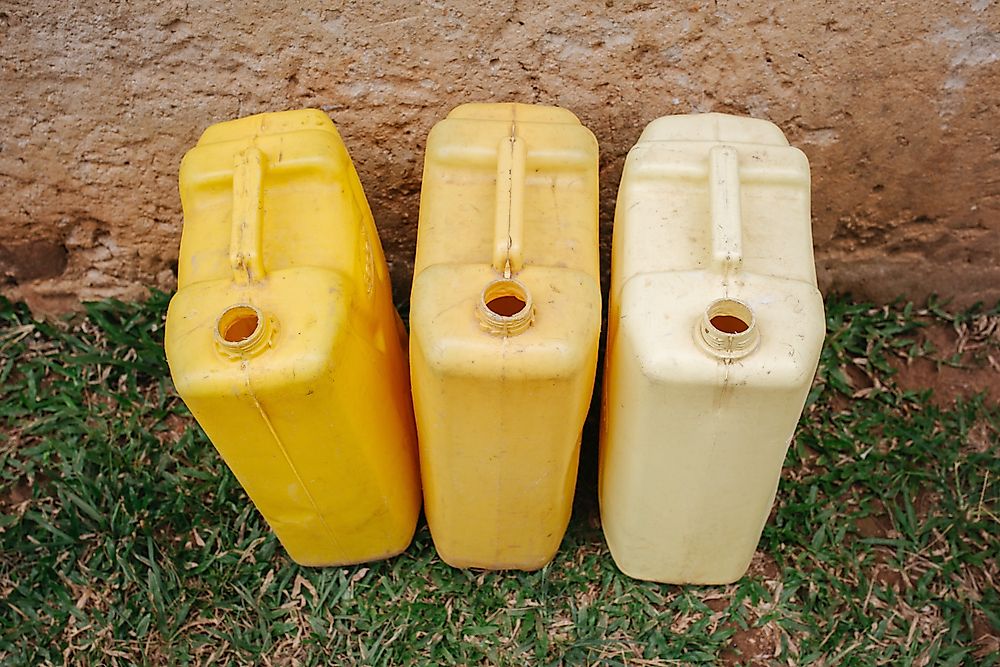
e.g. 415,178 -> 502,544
2,1 -> 999,312
891,314 -> 1000,406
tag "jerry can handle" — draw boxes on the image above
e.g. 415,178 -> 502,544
697,147 -> 761,359
212,147 -> 276,359
230,147 -> 268,284
491,135 -> 526,278
480,134 -> 535,336
709,145 -> 744,273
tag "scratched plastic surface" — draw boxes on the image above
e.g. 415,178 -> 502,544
409,103 -> 602,570
599,113 -> 826,584
164,110 -> 420,566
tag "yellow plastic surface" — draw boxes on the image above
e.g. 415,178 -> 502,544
599,113 -> 826,584
164,110 -> 420,567
410,103 -> 602,570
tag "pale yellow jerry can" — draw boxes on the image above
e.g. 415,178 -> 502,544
164,110 -> 420,566
599,113 -> 826,584
409,103 -> 602,570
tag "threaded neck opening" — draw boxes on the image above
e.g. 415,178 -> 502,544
697,298 -> 759,359
477,278 -> 534,336
215,304 -> 273,356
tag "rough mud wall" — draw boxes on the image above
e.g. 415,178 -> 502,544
1,1 -> 998,312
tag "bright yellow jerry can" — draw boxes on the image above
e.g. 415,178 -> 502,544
409,103 -> 602,570
599,113 -> 826,584
164,110 -> 421,566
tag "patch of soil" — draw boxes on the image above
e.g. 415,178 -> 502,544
966,420 -> 998,454
972,610 -> 1000,661
854,499 -> 896,539
871,562 -> 906,590
704,597 -> 729,613
155,412 -> 190,445
745,551 -> 781,581
719,623 -> 778,666
890,319 -> 999,406
2,477 -> 33,506
1,472 -> 48,510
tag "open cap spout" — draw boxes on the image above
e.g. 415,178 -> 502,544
477,278 -> 534,336
696,298 -> 759,359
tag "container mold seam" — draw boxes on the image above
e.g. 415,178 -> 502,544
242,363 -> 344,557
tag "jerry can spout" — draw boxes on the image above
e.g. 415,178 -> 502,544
212,304 -> 276,358
477,278 -> 534,336
696,298 -> 760,359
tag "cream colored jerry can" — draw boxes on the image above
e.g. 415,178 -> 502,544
599,113 -> 826,584
165,110 -> 421,566
409,103 -> 602,570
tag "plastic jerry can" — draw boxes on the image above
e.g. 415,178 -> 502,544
409,103 -> 602,570
164,110 -> 421,566
599,113 -> 826,584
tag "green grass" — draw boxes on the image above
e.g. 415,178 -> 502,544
0,293 -> 997,666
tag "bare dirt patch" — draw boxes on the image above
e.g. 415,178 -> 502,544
972,610 -> 1000,661
855,498 -> 896,540
891,316 -> 999,406
744,551 -> 781,582
719,623 -> 778,666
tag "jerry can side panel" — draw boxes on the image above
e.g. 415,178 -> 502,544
174,180 -> 234,289
414,160 -> 509,270
253,343 -> 419,559
182,394 -> 309,519
412,345 -> 589,570
602,379 -> 797,583
600,339 -> 794,584
343,159 -> 393,287
252,341 -> 417,528
178,393 -> 349,567
188,385 -> 412,567
256,180 -> 362,280
325,302 -> 419,525
612,174 -> 712,289
738,180 -> 814,283
519,167 -> 599,276
170,370 -> 367,567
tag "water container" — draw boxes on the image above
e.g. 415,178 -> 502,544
599,113 -> 825,584
409,103 -> 602,570
164,110 -> 421,566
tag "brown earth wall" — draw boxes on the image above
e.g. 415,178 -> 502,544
1,1 -> 998,312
